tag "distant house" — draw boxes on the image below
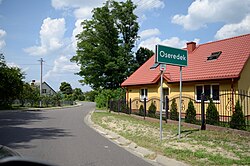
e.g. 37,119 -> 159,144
31,80 -> 56,96
121,34 -> 250,119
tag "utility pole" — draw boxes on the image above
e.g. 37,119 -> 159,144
38,58 -> 44,107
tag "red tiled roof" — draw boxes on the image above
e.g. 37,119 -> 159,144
121,34 -> 250,87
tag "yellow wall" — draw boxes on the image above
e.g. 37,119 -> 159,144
126,79 -> 248,116
238,57 -> 250,92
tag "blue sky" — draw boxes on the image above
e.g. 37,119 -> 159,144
0,0 -> 250,92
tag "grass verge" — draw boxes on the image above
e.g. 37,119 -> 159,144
92,111 -> 250,166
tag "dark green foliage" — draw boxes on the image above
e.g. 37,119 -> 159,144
139,105 -> 144,116
206,98 -> 219,125
170,99 -> 178,120
130,47 -> 154,71
84,91 -> 98,102
136,47 -> 154,66
0,54 -> 24,108
59,82 -> 73,95
230,100 -> 246,130
72,88 -> 84,101
148,102 -> 156,118
95,88 -> 125,109
71,0 -> 139,90
185,100 -> 196,124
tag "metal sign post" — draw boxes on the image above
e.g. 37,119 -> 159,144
159,64 -> 166,141
178,66 -> 182,139
153,44 -> 187,141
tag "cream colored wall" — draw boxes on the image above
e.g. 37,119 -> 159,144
238,58 -> 250,92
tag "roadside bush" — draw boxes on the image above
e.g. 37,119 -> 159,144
95,88 -> 125,109
148,102 -> 156,118
139,105 -> 144,116
170,99 -> 178,121
206,98 -> 219,125
230,100 -> 246,130
185,100 -> 196,124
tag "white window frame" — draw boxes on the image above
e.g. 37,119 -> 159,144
195,84 -> 220,103
140,88 -> 148,101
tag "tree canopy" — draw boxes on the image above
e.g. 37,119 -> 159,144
71,0 -> 139,90
0,54 -> 24,107
59,82 -> 73,95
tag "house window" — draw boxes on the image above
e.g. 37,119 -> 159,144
42,89 -> 46,93
140,89 -> 148,101
195,84 -> 219,101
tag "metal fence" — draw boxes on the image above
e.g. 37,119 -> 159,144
109,89 -> 250,131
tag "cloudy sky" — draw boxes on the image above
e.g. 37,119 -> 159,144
0,0 -> 250,92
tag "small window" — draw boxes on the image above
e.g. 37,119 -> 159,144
42,89 -> 46,93
207,51 -> 222,61
140,89 -> 148,101
204,85 -> 211,100
196,86 -> 202,101
195,84 -> 220,102
212,85 -> 219,100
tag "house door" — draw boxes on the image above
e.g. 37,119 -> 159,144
163,88 -> 169,111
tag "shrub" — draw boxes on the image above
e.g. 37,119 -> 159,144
230,100 -> 246,130
206,98 -> 219,125
170,99 -> 178,120
148,102 -> 156,118
95,88 -> 125,109
139,105 -> 144,116
185,100 -> 196,124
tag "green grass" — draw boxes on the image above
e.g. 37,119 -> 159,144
92,111 -> 250,166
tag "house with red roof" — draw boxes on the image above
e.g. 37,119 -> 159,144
121,34 -> 250,118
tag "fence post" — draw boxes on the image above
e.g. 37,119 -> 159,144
165,96 -> 169,123
201,93 -> 206,130
144,98 -> 146,120
129,98 -> 132,114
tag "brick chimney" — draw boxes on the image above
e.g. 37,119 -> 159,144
186,42 -> 196,53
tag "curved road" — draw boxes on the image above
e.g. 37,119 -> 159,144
0,102 -> 153,166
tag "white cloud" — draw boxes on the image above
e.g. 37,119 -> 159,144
44,55 -> 80,80
73,7 -> 93,19
0,29 -> 6,50
139,28 -> 160,39
24,17 -> 66,56
51,0 -> 104,10
135,0 -> 165,13
215,15 -> 250,40
139,36 -> 200,51
71,19 -> 84,52
172,0 -> 250,30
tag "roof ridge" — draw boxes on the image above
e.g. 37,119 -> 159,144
197,33 -> 250,47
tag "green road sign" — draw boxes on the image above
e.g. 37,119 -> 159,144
156,44 -> 188,66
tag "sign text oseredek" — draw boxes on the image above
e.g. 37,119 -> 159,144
159,51 -> 186,61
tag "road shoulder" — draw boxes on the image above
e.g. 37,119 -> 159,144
84,110 -> 188,166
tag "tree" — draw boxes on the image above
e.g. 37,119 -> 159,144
0,54 -> 24,108
185,100 -> 196,124
135,47 -> 154,66
206,98 -> 219,125
72,88 -> 84,101
139,105 -> 144,116
19,83 -> 33,106
170,99 -> 178,120
59,82 -> 73,95
230,100 -> 246,130
148,102 -> 156,118
71,0 -> 139,90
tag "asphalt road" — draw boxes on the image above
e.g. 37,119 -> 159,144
0,102 -> 153,166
